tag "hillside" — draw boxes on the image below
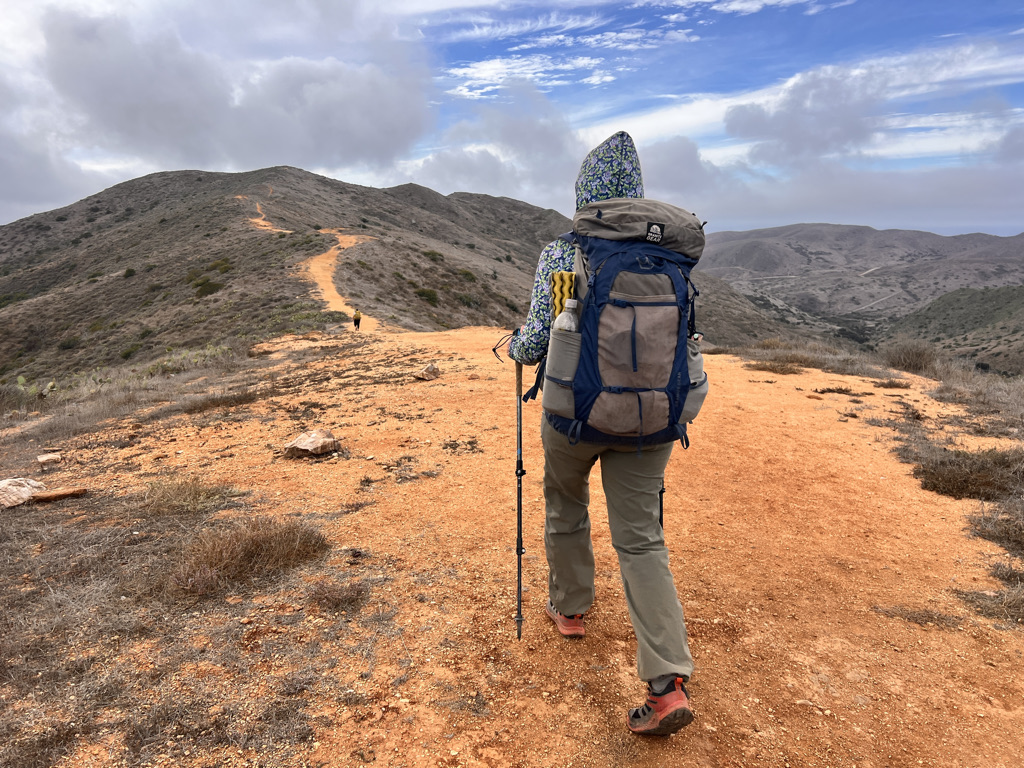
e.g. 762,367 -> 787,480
884,285 -> 1024,374
0,167 -> 807,385
701,223 -> 1024,341
2,320 -> 1022,767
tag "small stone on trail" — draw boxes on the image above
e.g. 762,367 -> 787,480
37,453 -> 62,469
283,428 -> 340,458
413,363 -> 441,381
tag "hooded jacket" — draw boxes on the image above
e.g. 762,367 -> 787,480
508,131 -> 644,365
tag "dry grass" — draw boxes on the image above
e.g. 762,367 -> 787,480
141,475 -> 237,517
0,472 -> 355,768
874,378 -> 912,389
737,337 -> 891,379
173,517 -> 330,595
880,337 -> 938,376
969,498 -> 1024,559
911,447 -> 1024,501
307,578 -> 371,612
872,605 -> 964,630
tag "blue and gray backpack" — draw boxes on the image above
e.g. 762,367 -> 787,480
527,197 -> 709,448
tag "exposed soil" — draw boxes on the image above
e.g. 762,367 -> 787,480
5,234 -> 1023,768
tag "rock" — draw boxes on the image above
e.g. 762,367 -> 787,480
283,428 -> 340,458
37,453 -> 62,470
413,363 -> 441,381
32,488 -> 88,503
1,478 -> 46,508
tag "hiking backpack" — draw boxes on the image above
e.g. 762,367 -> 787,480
530,197 -> 709,447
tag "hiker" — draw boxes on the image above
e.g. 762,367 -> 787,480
353,309 -> 361,330
507,131 -> 697,736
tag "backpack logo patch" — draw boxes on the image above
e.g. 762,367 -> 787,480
646,223 -> 664,243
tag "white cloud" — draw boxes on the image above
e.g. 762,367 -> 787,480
445,55 -> 605,98
434,12 -> 604,43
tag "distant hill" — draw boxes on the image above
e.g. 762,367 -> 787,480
0,166 -> 799,384
883,286 -> 1024,374
701,223 -> 1024,342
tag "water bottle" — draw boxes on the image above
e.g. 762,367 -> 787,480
553,298 -> 579,333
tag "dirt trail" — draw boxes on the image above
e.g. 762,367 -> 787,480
300,229 -> 379,331
238,198 -> 378,331
45,326 -> 1024,768
235,194 -> 292,234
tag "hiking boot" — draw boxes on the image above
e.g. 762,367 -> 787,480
545,601 -> 585,638
627,677 -> 693,736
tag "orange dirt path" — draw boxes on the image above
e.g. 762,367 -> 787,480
299,229 -> 379,332
50,328 -> 1024,767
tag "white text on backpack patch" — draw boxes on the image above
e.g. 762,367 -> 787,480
646,223 -> 664,243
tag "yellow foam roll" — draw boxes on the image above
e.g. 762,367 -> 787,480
550,271 -> 576,317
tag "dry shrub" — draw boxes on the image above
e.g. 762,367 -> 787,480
913,447 -> 1024,501
957,585 -> 1024,625
874,378 -> 911,389
307,578 -> 370,612
142,475 -> 234,517
174,517 -> 329,595
744,360 -> 803,375
872,605 -> 963,629
969,498 -> 1024,558
881,337 -> 938,376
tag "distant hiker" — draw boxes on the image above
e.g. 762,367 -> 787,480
507,131 -> 705,736
353,309 -> 362,330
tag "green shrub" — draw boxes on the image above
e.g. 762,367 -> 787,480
58,336 -> 81,350
195,281 -> 224,298
124,267 -> 136,278
423,250 -> 444,262
415,288 -> 439,306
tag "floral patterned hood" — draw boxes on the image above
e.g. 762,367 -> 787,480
575,131 -> 644,211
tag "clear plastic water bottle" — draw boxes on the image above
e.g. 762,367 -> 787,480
553,298 -> 579,333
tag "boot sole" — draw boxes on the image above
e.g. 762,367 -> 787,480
628,704 -> 694,736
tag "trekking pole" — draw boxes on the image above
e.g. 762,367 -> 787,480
515,362 -> 526,640
659,482 -> 665,530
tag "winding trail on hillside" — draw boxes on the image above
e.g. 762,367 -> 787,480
235,195 -> 378,331
299,229 -> 379,331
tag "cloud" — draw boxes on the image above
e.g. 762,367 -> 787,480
445,55 -> 605,98
39,9 -> 432,170
995,125 -> 1024,163
401,83 -> 587,212
510,24 -> 699,52
724,67 -> 882,166
434,12 -> 604,43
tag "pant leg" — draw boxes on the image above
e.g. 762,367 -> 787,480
600,442 -> 695,682
541,418 -> 600,616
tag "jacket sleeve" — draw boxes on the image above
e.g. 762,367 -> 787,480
508,239 -> 574,366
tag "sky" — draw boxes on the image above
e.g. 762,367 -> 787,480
2,0 -> 1023,235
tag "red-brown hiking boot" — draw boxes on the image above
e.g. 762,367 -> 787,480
627,677 -> 694,735
545,601 -> 585,638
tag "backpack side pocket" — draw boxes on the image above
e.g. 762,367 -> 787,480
543,328 -> 581,419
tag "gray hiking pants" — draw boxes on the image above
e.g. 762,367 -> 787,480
541,417 -> 694,683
